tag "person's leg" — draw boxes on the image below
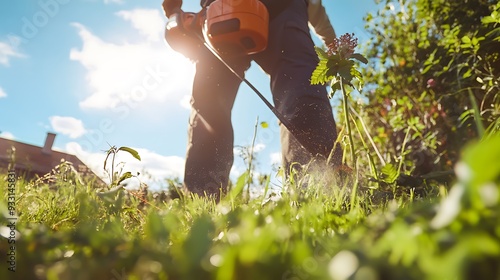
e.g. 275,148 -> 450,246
184,48 -> 250,200
254,0 -> 342,175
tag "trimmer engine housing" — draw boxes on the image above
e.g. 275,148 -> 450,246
204,0 -> 269,56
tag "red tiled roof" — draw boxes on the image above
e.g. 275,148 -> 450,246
0,135 -> 100,182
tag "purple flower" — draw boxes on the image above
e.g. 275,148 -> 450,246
427,78 -> 436,88
327,33 -> 358,59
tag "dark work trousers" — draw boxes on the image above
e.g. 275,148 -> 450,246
184,0 -> 342,199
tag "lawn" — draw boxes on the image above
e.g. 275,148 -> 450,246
0,135 -> 499,280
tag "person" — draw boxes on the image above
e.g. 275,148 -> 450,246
162,0 -> 343,201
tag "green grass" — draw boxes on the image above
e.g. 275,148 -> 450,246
0,135 -> 499,280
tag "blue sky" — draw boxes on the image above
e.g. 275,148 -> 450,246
0,0 -> 380,189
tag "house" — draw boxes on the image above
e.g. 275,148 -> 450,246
0,132 -> 103,184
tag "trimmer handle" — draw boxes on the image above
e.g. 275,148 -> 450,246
164,8 -> 206,59
166,9 -> 205,36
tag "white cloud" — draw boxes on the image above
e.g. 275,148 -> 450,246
0,131 -> 14,140
180,94 -> 192,110
64,141 -> 105,176
116,9 -> 164,42
65,142 -> 184,189
230,164 -> 245,181
49,116 -> 87,138
234,142 -> 266,156
0,87 -> 6,98
126,147 -> 185,181
104,0 -> 124,4
270,152 -> 282,165
70,10 -> 195,110
253,143 -> 266,153
0,38 -> 24,66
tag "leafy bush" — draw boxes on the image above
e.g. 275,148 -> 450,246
358,0 -> 500,177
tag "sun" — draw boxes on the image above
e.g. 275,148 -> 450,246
162,50 -> 196,93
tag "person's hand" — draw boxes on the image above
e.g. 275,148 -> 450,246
162,0 -> 182,18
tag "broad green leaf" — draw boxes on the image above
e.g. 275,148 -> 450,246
329,76 -> 341,89
326,66 -> 339,80
460,233 -> 500,255
482,10 -> 500,24
461,134 -> 500,186
380,163 -> 398,184
183,215 -> 215,265
461,35 -> 471,44
468,88 -> 485,138
326,60 -> 340,78
350,53 -> 368,64
422,64 -> 433,74
462,68 -> 472,78
96,185 -> 124,198
350,68 -> 364,91
311,59 -> 332,85
338,63 -> 354,82
229,172 -> 248,199
351,68 -> 362,81
471,37 -> 479,46
314,46 -> 329,59
144,211 -> 170,243
117,171 -> 133,185
118,146 -> 141,161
